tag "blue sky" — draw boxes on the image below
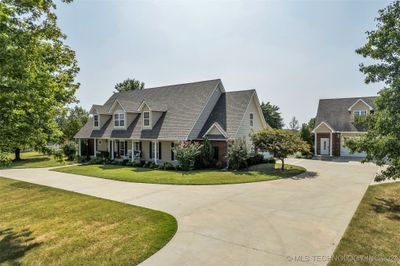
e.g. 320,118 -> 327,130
56,0 -> 389,126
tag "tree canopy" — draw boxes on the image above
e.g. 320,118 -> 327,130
289,116 -> 300,131
260,102 -> 284,129
114,78 -> 145,93
346,1 -> 400,181
251,129 -> 309,170
56,106 -> 89,142
0,0 -> 79,160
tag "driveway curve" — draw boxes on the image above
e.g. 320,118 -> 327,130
0,159 -> 379,266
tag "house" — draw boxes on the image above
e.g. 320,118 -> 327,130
75,79 -> 269,165
312,96 -> 376,157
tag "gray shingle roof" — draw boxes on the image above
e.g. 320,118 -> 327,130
315,96 -> 377,132
75,79 -> 222,140
199,90 -> 255,139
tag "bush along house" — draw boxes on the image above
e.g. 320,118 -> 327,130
312,96 -> 376,158
75,79 -> 269,166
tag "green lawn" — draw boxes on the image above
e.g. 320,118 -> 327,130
1,151 -> 74,169
0,177 -> 177,265
329,182 -> 400,266
54,163 -> 306,185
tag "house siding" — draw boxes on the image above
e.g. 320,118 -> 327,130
236,94 -> 265,146
187,84 -> 222,140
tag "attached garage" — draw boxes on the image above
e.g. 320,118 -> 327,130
340,135 -> 367,158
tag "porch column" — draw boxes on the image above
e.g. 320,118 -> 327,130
94,138 -> 97,158
111,139 -> 114,160
154,141 -> 158,164
131,140 -> 134,162
78,139 -> 81,157
314,133 -> 317,156
329,132 -> 333,157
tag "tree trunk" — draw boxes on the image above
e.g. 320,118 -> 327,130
281,158 -> 285,170
14,148 -> 21,161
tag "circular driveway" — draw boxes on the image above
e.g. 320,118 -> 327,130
0,159 -> 380,266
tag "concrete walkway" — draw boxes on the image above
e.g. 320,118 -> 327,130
0,159 -> 380,266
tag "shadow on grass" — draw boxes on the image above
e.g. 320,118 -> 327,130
371,197 -> 400,221
0,228 -> 42,264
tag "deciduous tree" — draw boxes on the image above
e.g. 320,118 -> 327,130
260,102 -> 284,129
0,0 -> 79,160
114,78 -> 145,93
346,1 -> 400,181
251,129 -> 309,170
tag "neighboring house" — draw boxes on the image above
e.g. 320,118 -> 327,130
312,96 -> 376,157
75,79 -> 269,165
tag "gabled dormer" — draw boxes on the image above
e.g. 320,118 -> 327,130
89,105 -> 110,130
138,100 -> 167,130
348,98 -> 374,121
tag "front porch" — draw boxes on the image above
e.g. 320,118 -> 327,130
78,138 -> 178,164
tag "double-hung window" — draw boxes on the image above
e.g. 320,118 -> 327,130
250,113 -> 254,127
143,111 -> 150,127
354,110 -> 367,117
114,113 -> 125,127
94,115 -> 99,127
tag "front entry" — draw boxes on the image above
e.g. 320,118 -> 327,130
320,138 -> 330,155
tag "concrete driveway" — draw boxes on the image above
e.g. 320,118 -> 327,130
0,159 -> 379,266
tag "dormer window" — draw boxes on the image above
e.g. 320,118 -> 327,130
114,113 -> 125,127
250,113 -> 254,127
354,110 -> 367,117
93,115 -> 99,128
143,111 -> 150,127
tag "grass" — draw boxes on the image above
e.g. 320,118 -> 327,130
54,163 -> 306,185
1,151 -> 75,169
329,182 -> 400,266
0,176 -> 177,265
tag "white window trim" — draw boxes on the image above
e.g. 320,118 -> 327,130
143,111 -> 151,128
353,110 -> 367,117
93,114 -> 100,128
249,112 -> 254,127
114,112 -> 126,128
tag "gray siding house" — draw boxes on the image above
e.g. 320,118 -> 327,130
312,96 -> 376,157
75,79 -> 269,165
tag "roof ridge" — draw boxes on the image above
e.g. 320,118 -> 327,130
319,96 -> 377,101
224,89 -> 255,94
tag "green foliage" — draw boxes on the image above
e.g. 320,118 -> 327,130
90,157 -> 105,165
195,137 -> 215,168
174,141 -> 203,171
289,116 -> 300,131
227,139 -> 249,170
299,123 -> 314,155
162,162 -> 176,170
51,149 -> 65,163
246,153 -> 265,166
0,152 -> 11,167
114,78 -> 145,93
260,102 -> 284,129
251,129 -> 310,170
347,1 -> 400,181
57,106 -> 89,142
62,142 -> 77,161
0,0 -> 79,154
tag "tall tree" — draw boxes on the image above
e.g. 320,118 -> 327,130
0,0 -> 79,160
299,123 -> 313,155
114,78 -> 145,93
56,106 -> 89,142
260,102 -> 284,129
346,1 -> 400,181
289,116 -> 300,131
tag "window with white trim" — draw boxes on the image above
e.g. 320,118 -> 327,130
114,113 -> 125,127
143,111 -> 150,127
120,141 -> 125,156
354,110 -> 367,117
94,115 -> 99,127
250,113 -> 254,127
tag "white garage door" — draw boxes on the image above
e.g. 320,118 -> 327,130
340,137 -> 367,157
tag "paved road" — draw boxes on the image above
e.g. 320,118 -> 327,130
0,159 -> 379,266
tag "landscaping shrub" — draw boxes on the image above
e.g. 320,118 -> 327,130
266,157 -> 276,164
162,162 -> 176,170
62,142 -> 77,161
247,153 -> 265,166
90,157 -> 104,164
122,159 -> 130,166
0,152 -> 11,167
174,141 -> 203,171
133,161 -> 145,167
227,139 -> 249,170
51,149 -> 65,163
195,137 -> 216,169
77,156 -> 90,163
